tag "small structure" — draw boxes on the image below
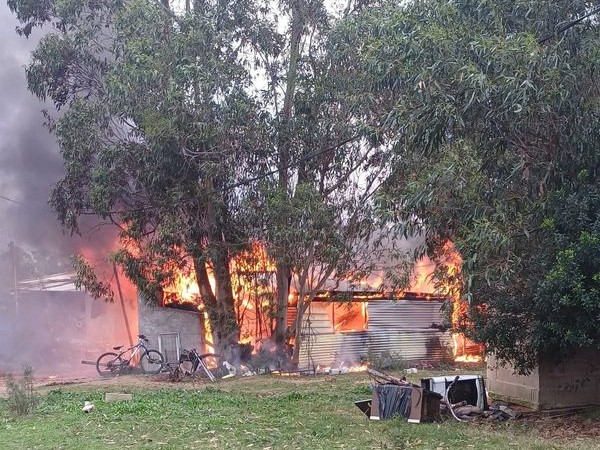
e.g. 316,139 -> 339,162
487,349 -> 600,410
137,297 -> 210,364
1,272 -> 138,375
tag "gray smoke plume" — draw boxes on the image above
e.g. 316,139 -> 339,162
0,5 -> 65,251
0,3 -> 122,258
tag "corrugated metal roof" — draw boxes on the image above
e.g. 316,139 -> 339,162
16,272 -> 78,292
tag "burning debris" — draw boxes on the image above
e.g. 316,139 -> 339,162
314,362 -> 369,375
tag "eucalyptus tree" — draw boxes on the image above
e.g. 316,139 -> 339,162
7,0 -> 272,354
333,0 -> 600,372
246,0 -> 391,359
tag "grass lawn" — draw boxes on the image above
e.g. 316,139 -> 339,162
1,371 -> 598,450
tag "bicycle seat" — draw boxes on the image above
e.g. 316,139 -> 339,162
113,346 -> 124,351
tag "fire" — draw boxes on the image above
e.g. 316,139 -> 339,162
454,355 -> 482,363
239,336 -> 253,345
161,242 -> 276,352
165,270 -> 202,304
406,243 -> 483,363
315,363 -> 368,374
160,239 -> 484,365
202,310 -> 215,354
230,242 -> 276,349
347,364 -> 368,373
438,242 -> 484,363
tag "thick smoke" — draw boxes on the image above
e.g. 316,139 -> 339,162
0,6 -> 60,249
0,5 -> 138,378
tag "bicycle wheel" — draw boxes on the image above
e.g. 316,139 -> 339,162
140,350 -> 164,374
96,352 -> 124,377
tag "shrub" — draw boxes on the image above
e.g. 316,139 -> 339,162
368,350 -> 407,371
6,365 -> 38,416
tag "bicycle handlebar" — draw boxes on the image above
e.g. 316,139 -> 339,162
138,334 -> 149,342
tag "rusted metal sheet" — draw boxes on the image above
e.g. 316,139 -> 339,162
297,299 -> 451,368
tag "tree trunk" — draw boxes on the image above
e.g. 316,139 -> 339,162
291,295 -> 307,367
203,179 -> 240,360
193,249 -> 240,360
212,242 -> 240,359
274,261 -> 291,345
273,0 -> 305,351
193,257 -> 219,351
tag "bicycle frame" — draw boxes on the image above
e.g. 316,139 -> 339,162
180,349 -> 217,382
115,338 -> 149,365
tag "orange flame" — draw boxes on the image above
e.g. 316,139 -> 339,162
161,242 -> 276,352
438,243 -> 483,363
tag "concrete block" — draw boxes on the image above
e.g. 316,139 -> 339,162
104,393 -> 133,402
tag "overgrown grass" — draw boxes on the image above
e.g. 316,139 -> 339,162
0,372 -> 597,450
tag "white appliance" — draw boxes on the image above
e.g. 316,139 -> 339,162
421,375 -> 488,410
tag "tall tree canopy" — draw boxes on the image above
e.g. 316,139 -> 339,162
15,0 -> 599,372
333,0 -> 600,372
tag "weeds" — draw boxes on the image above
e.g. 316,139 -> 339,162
5,365 -> 38,416
368,350 -> 407,371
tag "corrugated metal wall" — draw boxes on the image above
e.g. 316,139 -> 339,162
297,299 -> 451,368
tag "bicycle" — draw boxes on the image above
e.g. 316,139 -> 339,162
175,349 -> 219,382
96,334 -> 164,377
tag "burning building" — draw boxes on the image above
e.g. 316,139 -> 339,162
289,290 -> 453,369
138,243 -> 276,364
136,242 -> 483,370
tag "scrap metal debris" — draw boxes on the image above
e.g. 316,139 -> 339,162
355,370 -> 525,424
